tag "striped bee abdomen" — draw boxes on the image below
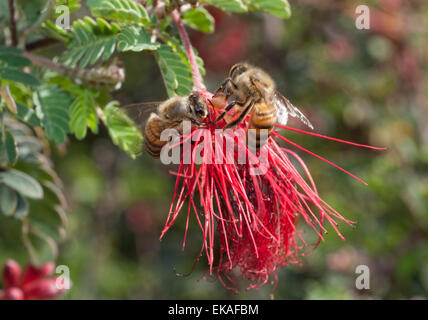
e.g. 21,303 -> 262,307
247,102 -> 277,152
144,115 -> 169,159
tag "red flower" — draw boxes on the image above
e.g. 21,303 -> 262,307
0,259 -> 65,300
159,89 -> 384,292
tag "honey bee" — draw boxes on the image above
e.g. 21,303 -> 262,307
122,92 -> 209,158
212,63 -> 313,150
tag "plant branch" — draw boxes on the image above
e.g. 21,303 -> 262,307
24,52 -> 70,74
8,0 -> 18,46
171,9 -> 205,91
25,38 -> 60,51
23,52 -> 125,87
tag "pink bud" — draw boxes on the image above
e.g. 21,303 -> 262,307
39,262 -> 55,277
24,278 -> 64,300
2,259 -> 22,288
21,262 -> 55,285
3,287 -> 24,300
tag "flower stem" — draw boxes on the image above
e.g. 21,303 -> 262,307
171,10 -> 205,91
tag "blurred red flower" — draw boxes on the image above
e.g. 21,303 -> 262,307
191,8 -> 250,72
325,35 -> 355,62
0,259 -> 65,300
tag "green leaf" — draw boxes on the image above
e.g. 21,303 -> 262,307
0,54 -> 31,68
16,103 -> 41,127
0,184 -> 18,216
101,101 -> 142,159
182,8 -> 215,33
158,58 -> 177,98
14,136 -> 43,161
14,192 -> 29,219
69,90 -> 98,140
43,181 -> 67,207
195,50 -> 206,77
56,0 -> 81,13
0,46 -> 23,55
0,169 -> 44,199
42,20 -> 71,43
28,183 -> 68,240
156,45 -> 193,97
28,206 -> 63,242
160,33 -> 206,86
4,130 -> 17,164
87,0 -> 149,25
60,17 -> 120,68
117,26 -> 160,52
0,67 -> 40,86
161,34 -> 206,86
33,86 -> 72,144
205,0 -> 248,13
248,0 -> 291,18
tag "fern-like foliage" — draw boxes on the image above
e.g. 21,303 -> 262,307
0,117 -> 67,260
248,0 -> 291,18
16,103 -> 41,127
61,17 -> 121,68
204,0 -> 248,13
33,86 -> 73,144
101,101 -> 142,159
87,0 -> 149,25
157,45 -> 194,97
0,46 -> 39,86
205,0 -> 291,17
182,8 -> 215,33
0,126 -> 17,166
69,89 -> 99,140
164,34 -> 206,78
117,26 -> 160,52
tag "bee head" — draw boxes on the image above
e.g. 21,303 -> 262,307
188,92 -> 208,120
229,63 -> 250,80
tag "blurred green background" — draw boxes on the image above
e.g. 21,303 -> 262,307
1,0 -> 427,299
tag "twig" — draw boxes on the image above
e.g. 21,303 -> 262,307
23,52 -> 70,74
23,52 -> 125,87
25,38 -> 59,51
8,0 -> 18,46
171,10 -> 205,91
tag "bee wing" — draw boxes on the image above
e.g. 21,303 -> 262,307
273,90 -> 314,129
119,101 -> 162,127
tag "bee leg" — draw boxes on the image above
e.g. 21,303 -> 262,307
214,101 -> 238,123
224,100 -> 255,129
214,77 -> 238,96
190,118 -> 207,127
215,96 -> 251,123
